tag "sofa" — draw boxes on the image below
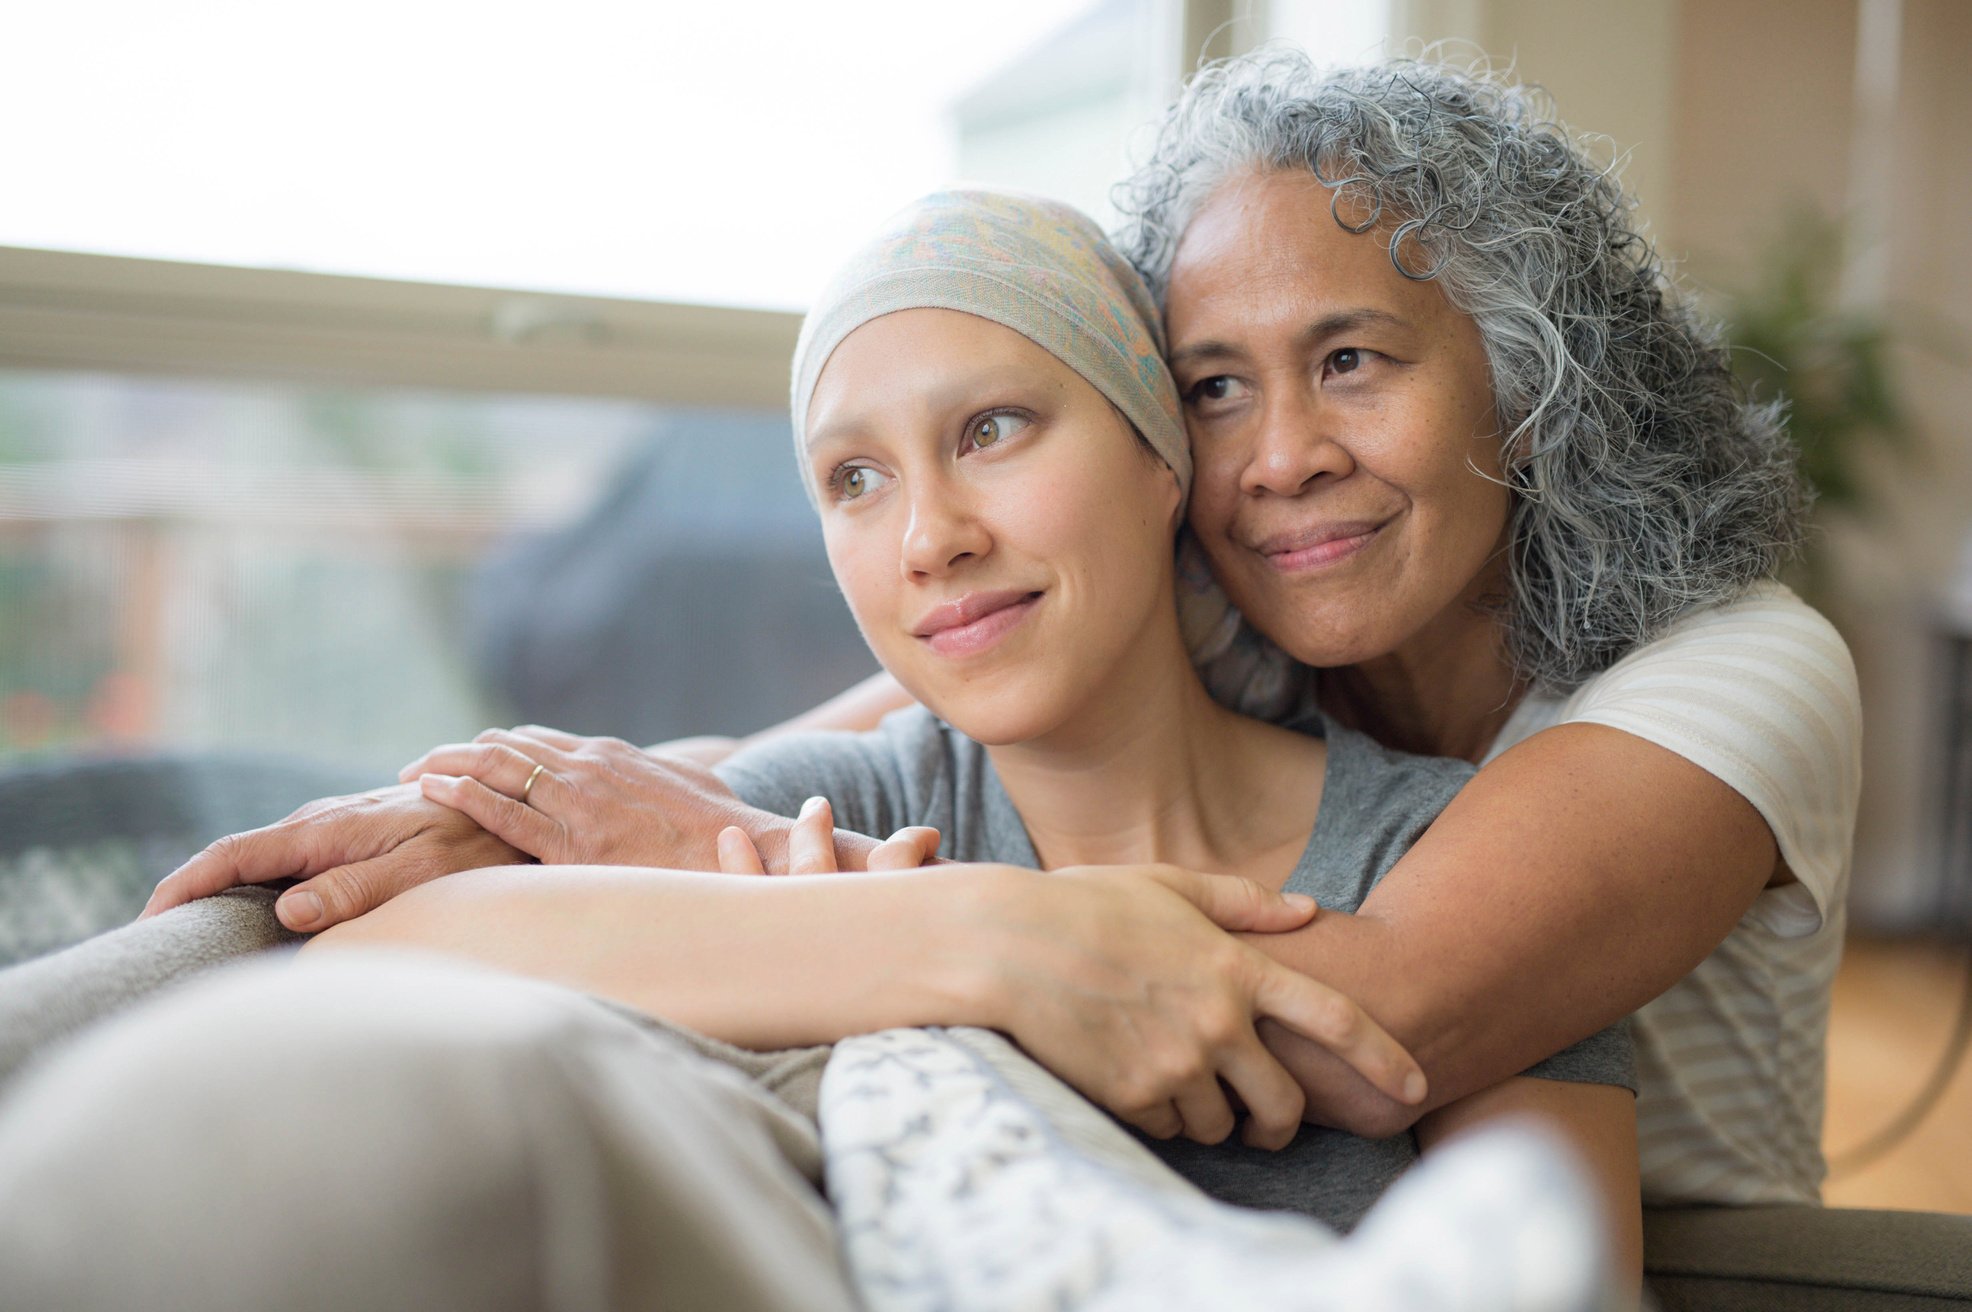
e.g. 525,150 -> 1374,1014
2,750 -> 1968,1310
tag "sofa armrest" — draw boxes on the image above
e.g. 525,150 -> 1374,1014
1645,1204 -> 1972,1310
0,888 -> 300,1089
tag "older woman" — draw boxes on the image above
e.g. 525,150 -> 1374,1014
146,53 -> 1856,1212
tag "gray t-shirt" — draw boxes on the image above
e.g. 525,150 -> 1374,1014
719,706 -> 1634,1231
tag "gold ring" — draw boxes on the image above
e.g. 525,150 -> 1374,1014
520,762 -> 546,804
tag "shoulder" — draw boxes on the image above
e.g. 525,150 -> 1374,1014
1575,583 -> 1857,718
716,705 -> 968,837
1497,582 -> 1860,936
1306,717 -> 1477,900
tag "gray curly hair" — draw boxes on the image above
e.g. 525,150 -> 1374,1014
1113,49 -> 1806,691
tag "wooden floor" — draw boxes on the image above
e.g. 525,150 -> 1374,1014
1821,935 -> 1972,1212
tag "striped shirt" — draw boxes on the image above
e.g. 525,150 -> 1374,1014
1483,582 -> 1861,1205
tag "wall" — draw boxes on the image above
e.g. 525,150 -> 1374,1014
1669,0 -> 1972,928
1385,0 -> 1972,927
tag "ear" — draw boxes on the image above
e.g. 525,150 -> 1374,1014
1159,464 -> 1185,535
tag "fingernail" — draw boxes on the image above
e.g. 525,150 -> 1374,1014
1283,892 -> 1317,913
800,796 -> 826,817
281,890 -> 324,929
1404,1071 -> 1428,1103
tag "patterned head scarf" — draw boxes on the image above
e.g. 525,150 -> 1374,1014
789,187 -> 1189,508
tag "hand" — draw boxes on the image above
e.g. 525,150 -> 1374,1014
646,735 -> 743,770
715,796 -> 942,875
979,864 -> 1426,1151
403,725 -> 798,871
141,783 -> 526,933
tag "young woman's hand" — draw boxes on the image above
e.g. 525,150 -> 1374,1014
715,796 -> 942,874
976,865 -> 1427,1151
141,783 -> 526,933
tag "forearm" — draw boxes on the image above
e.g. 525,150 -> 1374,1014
305,863 -> 999,1048
1244,723 -> 1778,1135
1416,1078 -> 1642,1288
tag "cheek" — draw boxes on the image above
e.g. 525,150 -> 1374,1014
1181,453 -> 1241,549
823,528 -> 899,645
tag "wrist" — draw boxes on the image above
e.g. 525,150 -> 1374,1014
934,864 -> 1040,1031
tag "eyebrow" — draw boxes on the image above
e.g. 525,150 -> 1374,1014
803,364 -> 1049,451
1168,307 -> 1412,368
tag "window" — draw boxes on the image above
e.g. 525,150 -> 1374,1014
0,1 -> 1395,768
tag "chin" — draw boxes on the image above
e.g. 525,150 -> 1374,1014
1230,593 -> 1397,670
923,679 -> 1070,747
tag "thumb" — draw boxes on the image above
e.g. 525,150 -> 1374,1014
276,853 -> 405,932
1174,870 -> 1319,933
868,826 -> 942,872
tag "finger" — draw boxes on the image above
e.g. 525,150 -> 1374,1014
1252,962 -> 1428,1107
1163,869 -> 1319,934
787,797 -> 838,875
506,724 -> 586,751
1170,1076 -> 1240,1146
400,742 -> 548,800
275,851 -> 415,932
142,824 -> 323,918
867,826 -> 942,872
397,741 -> 476,783
1216,1038 -> 1309,1151
419,774 -> 561,860
1119,1100 -> 1185,1141
717,825 -> 767,875
476,727 -> 576,765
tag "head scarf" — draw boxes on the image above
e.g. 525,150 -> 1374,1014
789,187 -> 1189,508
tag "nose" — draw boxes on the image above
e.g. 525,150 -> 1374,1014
1239,386 -> 1354,498
899,477 -> 991,580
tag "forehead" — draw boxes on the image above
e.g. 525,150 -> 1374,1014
1165,170 -> 1454,334
806,308 -> 1081,438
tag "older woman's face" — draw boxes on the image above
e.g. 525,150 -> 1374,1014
804,308 -> 1182,746
1166,169 -> 1510,670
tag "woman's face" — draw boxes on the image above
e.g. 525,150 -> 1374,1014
805,308 -> 1182,745
1166,169 -> 1512,670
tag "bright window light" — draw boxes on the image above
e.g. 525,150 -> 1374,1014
2,0 -> 1141,310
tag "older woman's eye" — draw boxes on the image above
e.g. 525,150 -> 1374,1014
833,465 -> 890,501
1183,375 -> 1247,407
1326,348 -> 1369,377
967,411 -> 1031,450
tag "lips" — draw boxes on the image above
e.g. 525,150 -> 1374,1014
1251,519 -> 1387,572
911,589 -> 1043,657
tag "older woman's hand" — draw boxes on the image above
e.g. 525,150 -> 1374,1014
978,865 -> 1427,1150
141,783 -> 526,932
403,725 -> 895,874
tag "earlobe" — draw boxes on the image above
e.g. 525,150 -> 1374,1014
1163,468 -> 1186,534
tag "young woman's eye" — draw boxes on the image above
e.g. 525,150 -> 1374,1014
966,411 -> 1031,451
831,464 -> 890,502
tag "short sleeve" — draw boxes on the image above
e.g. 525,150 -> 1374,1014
1532,584 -> 1861,937
1521,1017 -> 1636,1092
716,708 -> 944,841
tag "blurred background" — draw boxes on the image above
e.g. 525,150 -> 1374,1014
1,0 -> 1967,1208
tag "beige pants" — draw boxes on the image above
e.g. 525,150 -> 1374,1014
0,950 -> 857,1312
